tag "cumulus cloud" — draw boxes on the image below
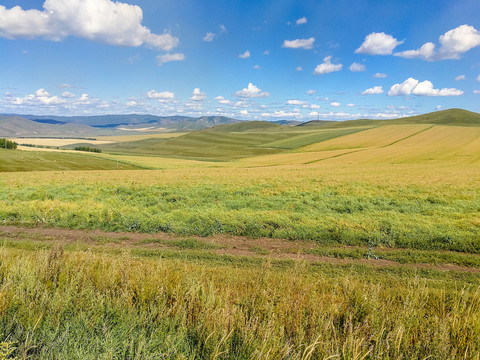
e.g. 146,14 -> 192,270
239,110 -> 248,115
394,25 -> 480,61
214,96 -> 232,105
313,56 -> 342,75
355,32 -> 403,55
387,78 -> 419,96
146,90 -> 175,102
296,66 -> 303,71
477,74 -> 480,82
190,88 -> 207,101
362,86 -> 383,95
455,75 -> 466,81
12,88 -> 66,105
61,91 -> 75,98
234,83 -> 270,98
388,78 -> 463,96
306,89 -> 316,95
373,73 -> 387,78
261,110 -> 302,118
411,80 -> 464,96
239,50 -> 250,59
310,104 -> 321,109
296,17 -> 307,25
349,62 -> 366,72
394,42 -> 435,60
286,99 -> 307,106
203,32 -> 215,42
0,0 -> 178,51
330,102 -> 341,107
157,53 -> 185,65
282,37 -> 315,49
474,90 -> 480,94
253,64 -> 261,70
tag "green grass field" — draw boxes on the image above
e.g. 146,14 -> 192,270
0,148 -> 142,172
1,109 -> 480,358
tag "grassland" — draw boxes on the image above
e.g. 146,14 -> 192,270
0,148 -> 142,172
1,109 -> 480,358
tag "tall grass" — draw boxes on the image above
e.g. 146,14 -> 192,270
1,245 -> 479,359
1,163 -> 479,252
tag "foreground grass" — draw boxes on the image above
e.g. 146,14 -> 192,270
0,242 -> 479,359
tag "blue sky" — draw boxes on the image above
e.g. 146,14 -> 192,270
1,0 -> 480,120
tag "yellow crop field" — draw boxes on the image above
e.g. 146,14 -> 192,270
301,124 -> 432,151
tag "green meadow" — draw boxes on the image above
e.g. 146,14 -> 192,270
1,108 -> 480,358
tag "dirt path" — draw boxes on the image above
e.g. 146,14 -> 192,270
0,225 -> 478,273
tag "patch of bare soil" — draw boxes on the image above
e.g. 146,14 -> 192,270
0,225 -> 478,273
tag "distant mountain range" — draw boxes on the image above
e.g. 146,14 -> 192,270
1,109 -> 479,137
0,114 -> 243,137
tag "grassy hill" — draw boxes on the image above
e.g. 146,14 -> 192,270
0,149 -> 142,172
305,108 -> 480,129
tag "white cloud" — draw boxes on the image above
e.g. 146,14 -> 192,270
388,78 -> 463,96
373,73 -> 387,78
157,53 -> 185,66
261,110 -> 302,118
253,64 -> 261,70
61,91 -> 75,98
234,83 -> 270,98
437,25 -> 480,59
455,75 -> 466,81
362,86 -> 383,95
347,103 -> 355,107
57,83 -> 72,89
306,89 -> 316,95
239,50 -> 250,59
477,74 -> 480,82
473,90 -> 480,94
296,17 -> 307,25
412,80 -> 464,96
355,32 -> 403,55
394,25 -> 480,61
146,90 -> 175,102
78,93 -> 91,102
239,110 -> 248,115
310,104 -> 321,109
388,78 -> 419,96
13,88 -> 66,106
394,42 -> 435,60
190,88 -> 207,101
313,56 -> 342,75
282,37 -> 315,49
330,101 -> 340,107
263,50 -> 270,55
296,66 -> 303,71
349,62 -> 366,72
286,99 -> 307,106
0,0 -> 178,51
203,32 -> 215,42
214,96 -> 232,105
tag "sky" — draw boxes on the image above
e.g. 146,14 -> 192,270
1,0 -> 480,121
